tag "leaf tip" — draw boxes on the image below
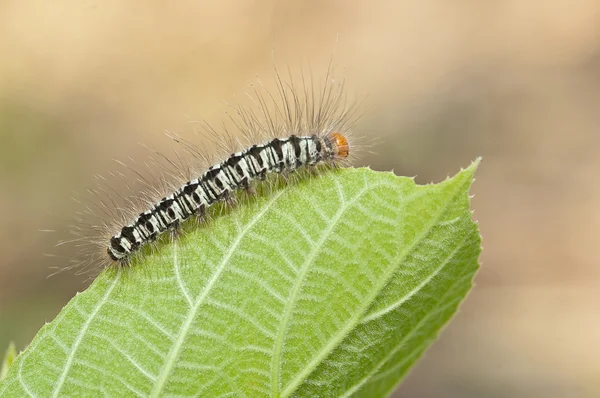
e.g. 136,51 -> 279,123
469,156 -> 482,171
454,157 -> 481,184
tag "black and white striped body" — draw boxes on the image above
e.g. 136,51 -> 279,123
108,133 -> 346,262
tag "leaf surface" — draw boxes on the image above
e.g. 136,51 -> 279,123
0,163 -> 481,397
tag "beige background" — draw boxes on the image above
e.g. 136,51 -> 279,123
1,1 -> 599,397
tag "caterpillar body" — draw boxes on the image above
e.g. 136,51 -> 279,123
109,132 -> 350,263
59,66 -> 359,273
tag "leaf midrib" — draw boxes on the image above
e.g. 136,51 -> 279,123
280,176 -> 469,397
270,179 -> 373,396
341,231 -> 473,396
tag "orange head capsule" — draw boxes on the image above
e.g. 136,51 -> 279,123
330,132 -> 350,158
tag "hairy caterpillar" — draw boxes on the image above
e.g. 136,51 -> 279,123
60,66 -> 359,273
108,132 -> 350,263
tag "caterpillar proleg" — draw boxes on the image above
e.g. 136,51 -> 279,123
61,65 -> 360,273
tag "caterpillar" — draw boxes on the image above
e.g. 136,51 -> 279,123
59,66 -> 359,273
108,132 -> 350,263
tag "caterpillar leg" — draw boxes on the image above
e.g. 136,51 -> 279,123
168,220 -> 182,240
307,164 -> 320,176
194,205 -> 207,223
246,183 -> 257,196
223,191 -> 238,207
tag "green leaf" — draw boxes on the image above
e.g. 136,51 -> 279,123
0,162 -> 481,397
0,342 -> 17,381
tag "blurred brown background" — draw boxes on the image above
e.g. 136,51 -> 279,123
1,1 -> 599,397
